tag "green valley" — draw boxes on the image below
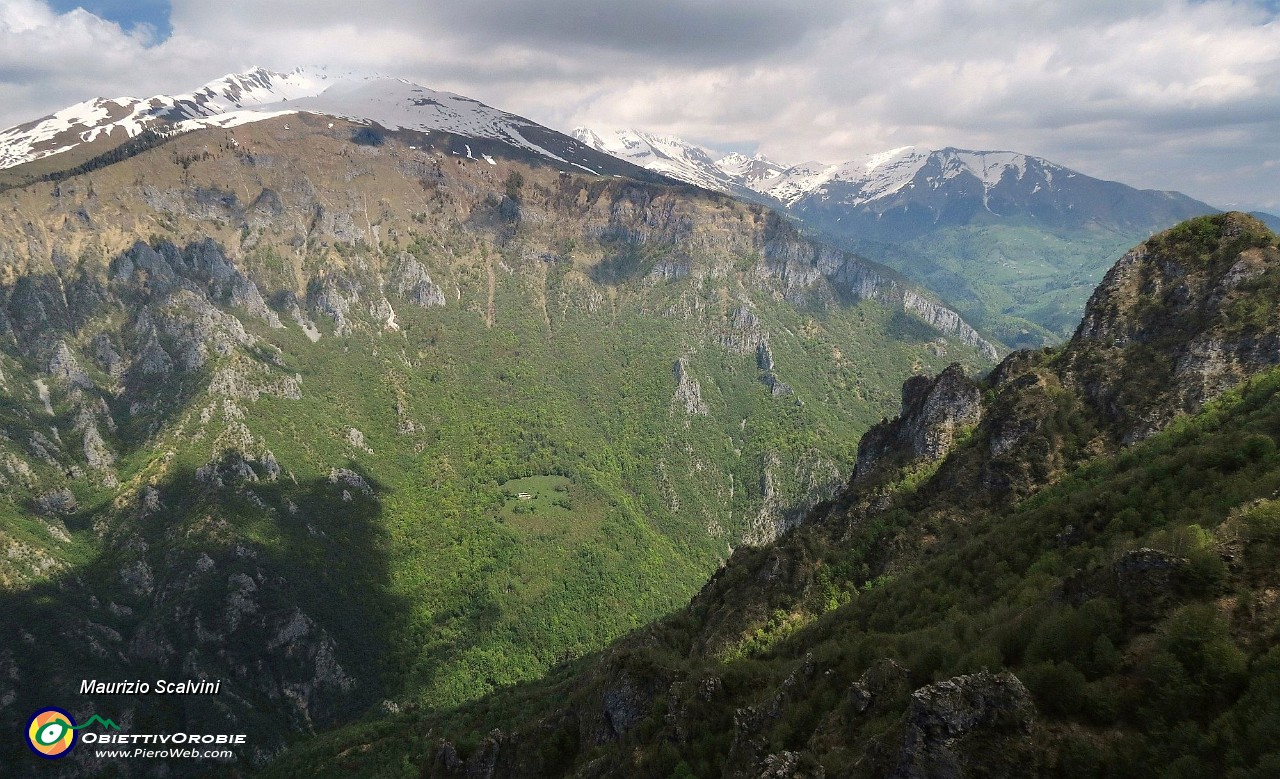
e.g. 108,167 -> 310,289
0,113 -> 994,773
263,214 -> 1280,779
839,222 -> 1148,347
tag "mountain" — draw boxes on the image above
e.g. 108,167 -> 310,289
577,130 -> 1219,348
0,67 -> 675,192
1251,211 -> 1280,233
738,145 -> 1206,237
0,71 -> 997,776
570,127 -> 769,201
0,67 -> 327,171
714,151 -> 788,190
270,214 -> 1280,779
787,146 -> 1218,346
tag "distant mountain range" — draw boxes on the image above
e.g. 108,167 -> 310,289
1251,211 -> 1280,232
572,129 -> 1210,236
575,128 -> 1223,346
0,69 -> 993,364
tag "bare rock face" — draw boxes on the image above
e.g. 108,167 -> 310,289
280,291 -> 322,341
328,467 -> 373,496
755,340 -> 793,398
81,422 -> 117,474
137,335 -> 174,376
268,608 -> 357,724
892,671 -> 1036,779
110,240 -> 181,293
754,222 -> 996,357
717,306 -> 766,354
902,291 -> 1000,360
48,340 -> 92,389
208,364 -> 302,401
196,451 -> 260,489
673,357 -> 710,416
756,751 -> 820,779
431,728 -> 522,779
759,372 -> 792,398
743,453 -> 785,547
756,339 -> 775,372
601,677 -> 648,741
854,363 -> 983,482
390,253 -> 447,307
310,274 -> 362,336
119,559 -> 154,597
1065,213 -> 1280,441
368,295 -> 398,331
34,488 -> 77,516
344,427 -> 373,453
585,673 -> 654,747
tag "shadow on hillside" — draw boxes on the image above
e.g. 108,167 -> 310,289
0,460 -> 405,778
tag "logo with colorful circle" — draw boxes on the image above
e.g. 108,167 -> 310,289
26,708 -> 119,760
27,708 -> 76,759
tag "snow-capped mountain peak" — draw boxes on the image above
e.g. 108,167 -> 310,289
757,147 -> 933,207
571,127 -> 736,192
0,68 -> 631,176
714,151 -> 788,187
0,67 -> 360,169
575,131 -> 1083,213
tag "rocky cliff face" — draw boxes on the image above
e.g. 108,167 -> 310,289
756,225 -> 998,359
1064,213 -> 1280,441
892,671 -> 1036,779
853,363 -> 983,483
908,213 -> 1280,497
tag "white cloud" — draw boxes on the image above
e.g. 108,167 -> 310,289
0,0 -> 1278,209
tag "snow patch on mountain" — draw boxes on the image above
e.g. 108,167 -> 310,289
0,67 -> 340,170
1,67 -> 593,173
759,147 -> 929,206
572,127 -> 733,191
714,151 -> 788,187
280,79 -> 572,163
574,129 -> 1080,213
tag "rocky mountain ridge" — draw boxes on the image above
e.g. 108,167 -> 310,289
0,67 -> 339,171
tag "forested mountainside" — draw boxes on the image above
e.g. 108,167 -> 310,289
270,214 -> 1280,779
0,103 -> 993,776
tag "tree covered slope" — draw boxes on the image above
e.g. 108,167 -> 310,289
268,214 -> 1280,779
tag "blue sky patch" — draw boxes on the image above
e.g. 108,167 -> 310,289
49,0 -> 172,42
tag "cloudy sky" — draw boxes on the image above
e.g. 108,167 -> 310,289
3,0 -> 1280,210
